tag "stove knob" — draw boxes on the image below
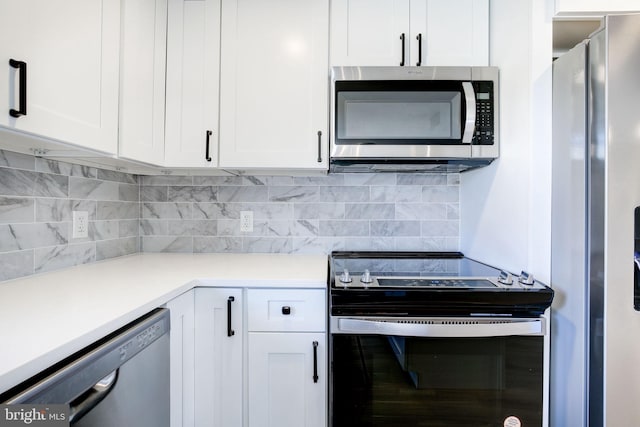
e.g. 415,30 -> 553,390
498,271 -> 513,285
519,271 -> 535,286
360,269 -> 373,284
339,269 -> 352,284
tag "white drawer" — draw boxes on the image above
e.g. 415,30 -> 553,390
247,289 -> 326,332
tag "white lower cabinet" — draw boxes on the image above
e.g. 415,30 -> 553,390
246,288 -> 327,427
194,288 -> 243,427
193,287 -> 327,427
166,290 -> 196,427
248,333 -> 326,427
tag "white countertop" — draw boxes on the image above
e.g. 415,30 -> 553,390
0,253 -> 328,395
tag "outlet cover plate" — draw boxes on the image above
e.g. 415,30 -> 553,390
72,210 -> 89,238
240,211 -> 253,232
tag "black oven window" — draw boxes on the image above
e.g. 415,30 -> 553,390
331,335 -> 543,427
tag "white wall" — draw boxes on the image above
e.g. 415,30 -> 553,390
461,0 -> 553,283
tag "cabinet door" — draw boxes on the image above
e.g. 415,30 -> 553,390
248,332 -> 326,427
166,290 -> 196,427
119,0 -> 167,164
218,0 -> 329,169
194,288 -> 243,427
0,0 -> 119,154
330,0 -> 488,67
555,0 -> 640,16
410,0 -> 489,66
165,0 -> 220,167
330,0 -> 410,66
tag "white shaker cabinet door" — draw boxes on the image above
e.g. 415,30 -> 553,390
0,0 -> 120,154
218,0 -> 329,170
330,0 -> 410,66
165,0 -> 221,167
119,0 -> 167,165
410,0 -> 489,66
166,290 -> 196,427
330,0 -> 488,67
555,0 -> 640,16
248,332 -> 327,427
194,288 -> 243,427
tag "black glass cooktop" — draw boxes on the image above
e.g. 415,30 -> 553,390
329,251 -> 555,317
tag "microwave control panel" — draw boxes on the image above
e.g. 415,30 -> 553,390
473,81 -> 494,145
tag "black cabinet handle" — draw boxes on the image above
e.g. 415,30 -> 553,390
9,59 -> 27,118
399,33 -> 405,66
317,131 -> 322,163
416,34 -> 422,66
312,341 -> 319,383
282,306 -> 291,315
227,296 -> 235,337
205,130 -> 213,162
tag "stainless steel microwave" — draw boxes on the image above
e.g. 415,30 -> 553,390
330,66 -> 499,172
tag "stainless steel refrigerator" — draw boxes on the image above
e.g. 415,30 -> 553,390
551,13 -> 640,427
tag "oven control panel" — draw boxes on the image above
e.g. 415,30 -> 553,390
334,273 -> 546,290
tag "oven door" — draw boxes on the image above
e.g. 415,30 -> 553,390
330,317 -> 546,427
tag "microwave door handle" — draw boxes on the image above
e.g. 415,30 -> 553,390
461,82 -> 476,144
336,318 -> 545,337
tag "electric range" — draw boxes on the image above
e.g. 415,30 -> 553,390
329,251 -> 555,427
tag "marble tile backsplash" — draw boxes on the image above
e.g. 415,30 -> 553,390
139,173 -> 460,255
0,148 -> 461,281
0,150 -> 139,282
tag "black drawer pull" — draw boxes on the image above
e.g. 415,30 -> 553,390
399,33 -> 406,66
416,33 -> 423,66
227,296 -> 235,337
9,59 -> 27,118
282,306 -> 291,315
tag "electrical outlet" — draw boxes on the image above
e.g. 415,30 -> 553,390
72,210 -> 89,239
240,211 -> 253,232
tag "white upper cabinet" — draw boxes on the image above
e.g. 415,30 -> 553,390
119,0 -> 168,164
0,0 -> 120,154
555,0 -> 640,16
411,0 -> 489,66
165,0 -> 221,168
330,0 -> 410,66
218,0 -> 329,170
330,0 -> 489,67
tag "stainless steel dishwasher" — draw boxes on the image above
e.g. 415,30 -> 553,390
1,308 -> 170,426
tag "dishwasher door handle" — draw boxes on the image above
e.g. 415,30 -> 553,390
68,369 -> 119,424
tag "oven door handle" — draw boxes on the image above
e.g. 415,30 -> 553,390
336,318 -> 545,337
